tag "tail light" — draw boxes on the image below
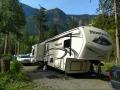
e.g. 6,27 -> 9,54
109,71 -> 112,79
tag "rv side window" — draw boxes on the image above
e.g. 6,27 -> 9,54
64,39 -> 71,48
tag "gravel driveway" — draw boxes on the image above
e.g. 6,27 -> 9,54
22,66 -> 114,90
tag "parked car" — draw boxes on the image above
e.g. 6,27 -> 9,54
109,66 -> 120,90
12,55 -> 17,60
17,54 -> 31,65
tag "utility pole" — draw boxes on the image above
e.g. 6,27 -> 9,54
114,0 -> 120,64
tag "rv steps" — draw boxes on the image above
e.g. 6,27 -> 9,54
34,62 -> 47,73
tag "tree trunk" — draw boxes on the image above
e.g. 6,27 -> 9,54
15,39 -> 16,55
17,41 -> 19,55
114,0 -> 120,63
23,44 -> 26,54
4,33 -> 9,54
38,29 -> 40,43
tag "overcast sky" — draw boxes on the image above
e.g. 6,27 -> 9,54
19,0 -> 99,15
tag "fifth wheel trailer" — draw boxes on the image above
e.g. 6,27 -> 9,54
30,26 -> 113,74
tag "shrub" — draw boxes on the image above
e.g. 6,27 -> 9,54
101,63 -> 116,72
10,60 -> 23,73
0,54 -> 12,58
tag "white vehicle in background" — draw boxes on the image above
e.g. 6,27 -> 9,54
17,54 -> 31,65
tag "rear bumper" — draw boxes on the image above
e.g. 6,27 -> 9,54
109,80 -> 120,90
21,60 -> 31,64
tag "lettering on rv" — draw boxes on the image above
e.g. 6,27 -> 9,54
89,30 -> 109,37
55,43 -> 62,46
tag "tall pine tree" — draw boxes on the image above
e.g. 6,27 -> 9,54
22,25 -> 29,54
69,18 -> 77,29
34,5 -> 48,43
53,24 -> 58,36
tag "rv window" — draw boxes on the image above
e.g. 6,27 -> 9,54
50,58 -> 53,63
64,39 -> 71,48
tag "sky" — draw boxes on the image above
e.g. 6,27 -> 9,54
19,0 -> 99,15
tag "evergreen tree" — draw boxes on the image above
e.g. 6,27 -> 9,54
90,14 -> 114,30
53,24 -> 58,36
0,0 -> 26,54
45,29 -> 53,39
34,5 -> 48,43
30,35 -> 36,45
9,33 -> 16,55
47,25 -> 58,38
69,18 -> 77,29
22,25 -> 29,54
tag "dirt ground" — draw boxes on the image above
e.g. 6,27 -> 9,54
22,65 -> 114,90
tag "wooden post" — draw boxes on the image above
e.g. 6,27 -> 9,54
0,57 -> 10,72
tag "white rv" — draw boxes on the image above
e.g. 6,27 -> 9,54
30,26 -> 113,74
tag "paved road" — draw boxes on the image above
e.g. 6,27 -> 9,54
22,66 -> 115,90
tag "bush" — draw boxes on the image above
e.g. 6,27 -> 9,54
101,63 -> 116,72
0,54 -> 12,61
0,54 -> 12,58
10,60 -> 23,73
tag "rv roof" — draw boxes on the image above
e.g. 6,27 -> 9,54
42,26 -> 98,43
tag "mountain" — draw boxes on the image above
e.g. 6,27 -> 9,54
21,3 -> 35,18
21,3 -> 97,35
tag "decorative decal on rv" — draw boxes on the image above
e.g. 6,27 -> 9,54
54,48 -> 79,59
45,47 -> 67,58
56,48 -> 67,59
55,43 -> 62,46
65,48 -> 79,58
89,30 -> 109,37
92,36 -> 112,46
45,47 -> 79,59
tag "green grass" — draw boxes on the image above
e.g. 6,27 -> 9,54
94,62 -> 120,72
101,62 -> 120,72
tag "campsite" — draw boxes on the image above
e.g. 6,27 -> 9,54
0,0 -> 119,90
